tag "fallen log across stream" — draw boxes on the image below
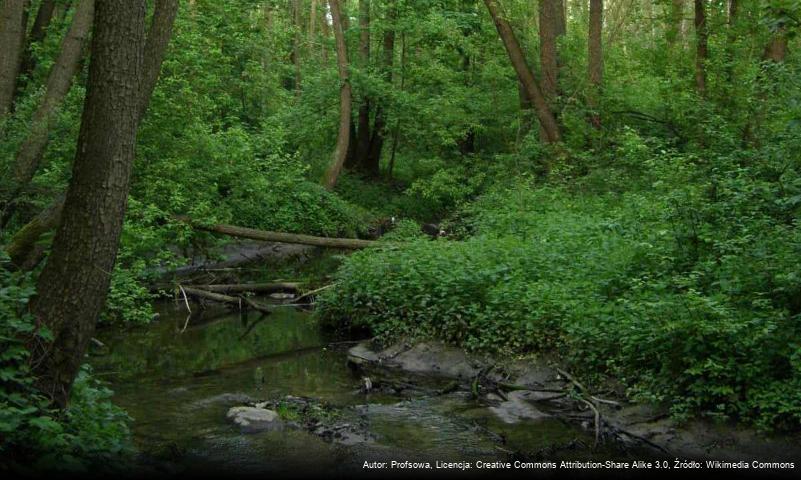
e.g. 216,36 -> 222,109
175,216 -> 376,249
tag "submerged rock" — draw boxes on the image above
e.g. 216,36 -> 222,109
226,406 -> 283,433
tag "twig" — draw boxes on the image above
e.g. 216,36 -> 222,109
295,283 -> 335,303
178,285 -> 192,333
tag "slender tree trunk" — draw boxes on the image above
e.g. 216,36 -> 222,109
291,0 -> 302,94
694,0 -> 707,96
16,0 -> 56,93
388,31 -> 405,178
588,0 -> 603,128
309,0 -> 317,42
1,0 -> 94,221
4,0 -> 179,270
29,0 -> 147,408
0,0 -> 29,117
322,0 -> 352,190
538,0 -> 562,103
354,0 -> 372,171
320,1 -> 330,62
484,0 -> 560,143
666,0 -> 684,49
366,4 -> 395,174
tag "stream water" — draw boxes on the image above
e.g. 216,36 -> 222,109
90,300 -> 632,476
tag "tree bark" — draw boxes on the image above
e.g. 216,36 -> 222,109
366,4 -> 396,174
16,0 -> 56,92
763,24 -> 788,63
354,0 -> 372,172
0,0 -> 28,117
290,0 -> 302,94
2,0 -> 95,217
588,0 -> 603,128
2,0 -> 179,263
484,0 -> 560,143
694,0 -> 707,96
179,217 -> 375,249
322,0 -> 352,190
137,0 -> 179,123
29,0 -> 147,408
538,0 -> 563,104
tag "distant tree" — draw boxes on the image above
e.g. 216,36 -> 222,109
694,0 -> 707,96
588,0 -> 603,128
323,0 -> 353,189
484,0 -> 560,143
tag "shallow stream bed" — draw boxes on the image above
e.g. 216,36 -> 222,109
90,301 -> 637,476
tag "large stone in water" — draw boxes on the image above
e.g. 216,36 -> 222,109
226,406 -> 283,433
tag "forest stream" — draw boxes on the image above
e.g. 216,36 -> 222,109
89,299 -> 635,476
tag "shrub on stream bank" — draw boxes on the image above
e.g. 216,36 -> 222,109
320,171 -> 801,431
0,256 -> 133,470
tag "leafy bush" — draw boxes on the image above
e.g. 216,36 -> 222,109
320,169 -> 801,431
0,254 -> 132,470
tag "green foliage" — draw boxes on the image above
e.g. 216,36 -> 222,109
0,254 -> 132,470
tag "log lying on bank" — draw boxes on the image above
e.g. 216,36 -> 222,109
175,216 -> 375,249
180,286 -> 273,315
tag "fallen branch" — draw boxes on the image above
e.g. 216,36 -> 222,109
180,286 -> 273,315
191,282 -> 301,294
295,283 -> 335,303
175,216 -> 376,249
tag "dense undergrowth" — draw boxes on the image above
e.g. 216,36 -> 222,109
320,131 -> 801,432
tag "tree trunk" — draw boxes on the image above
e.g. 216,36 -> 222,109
1,0 -> 94,219
2,0 -> 178,259
588,0 -> 603,128
291,0 -> 302,94
354,0 -> 372,172
29,0 -> 147,408
694,0 -> 707,96
0,0 -> 28,117
763,26 -> 788,63
484,0 -> 560,143
666,0 -> 684,49
322,0 -> 352,190
538,0 -> 562,103
137,0 -> 179,123
309,0 -> 317,42
366,4 -> 395,174
5,192 -> 65,270
16,0 -> 56,92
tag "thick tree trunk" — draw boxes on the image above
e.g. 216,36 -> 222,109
588,0 -> 603,128
484,0 -> 560,143
2,0 -> 94,217
322,0 -> 352,190
0,0 -> 28,117
180,217 -> 375,249
366,6 -> 396,174
16,0 -> 56,92
694,0 -> 707,96
2,0 -> 178,262
354,0 -> 372,172
29,0 -> 147,408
